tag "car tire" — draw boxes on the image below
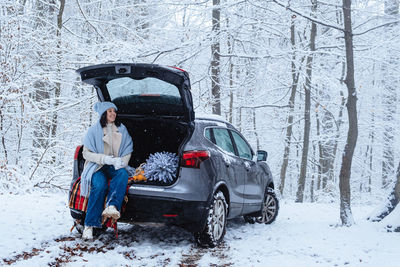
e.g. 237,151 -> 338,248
195,191 -> 228,247
255,187 -> 279,224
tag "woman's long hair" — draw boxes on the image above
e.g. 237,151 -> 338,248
100,111 -> 121,128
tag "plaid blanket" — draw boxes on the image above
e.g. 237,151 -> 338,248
68,176 -> 135,213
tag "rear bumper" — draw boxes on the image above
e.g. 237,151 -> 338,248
120,194 -> 209,233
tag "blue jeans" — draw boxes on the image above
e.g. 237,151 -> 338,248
85,165 -> 128,227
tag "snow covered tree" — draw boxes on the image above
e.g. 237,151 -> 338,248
296,1 -> 317,203
338,0 -> 357,226
211,0 -> 221,115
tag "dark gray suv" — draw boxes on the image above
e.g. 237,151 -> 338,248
70,63 -> 278,247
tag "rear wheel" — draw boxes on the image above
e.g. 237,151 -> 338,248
256,188 -> 279,224
195,191 -> 227,247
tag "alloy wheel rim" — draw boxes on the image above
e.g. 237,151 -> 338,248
212,199 -> 226,240
258,194 -> 276,223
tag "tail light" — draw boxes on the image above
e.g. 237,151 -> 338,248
74,145 -> 82,160
181,150 -> 210,168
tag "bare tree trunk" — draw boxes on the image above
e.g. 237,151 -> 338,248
339,0 -> 357,226
279,15 -> 300,195
253,109 -> 260,150
236,67 -> 242,132
368,112 -> 375,193
16,98 -> 24,166
311,142 -> 316,202
367,63 -> 377,193
293,140 -> 301,196
296,2 -> 317,202
0,107 -> 7,164
50,0 -> 65,153
362,110 -> 375,193
318,109 -> 338,191
395,167 -> 400,205
229,91 -> 234,123
32,0 -> 51,152
211,0 -> 221,115
316,104 -> 322,191
329,89 -> 345,187
227,18 -> 234,124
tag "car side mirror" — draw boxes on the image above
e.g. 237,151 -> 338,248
257,150 -> 268,161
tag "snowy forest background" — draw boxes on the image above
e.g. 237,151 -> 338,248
1,0 -> 400,224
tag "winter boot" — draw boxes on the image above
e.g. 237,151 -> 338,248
82,226 -> 93,240
102,205 -> 120,220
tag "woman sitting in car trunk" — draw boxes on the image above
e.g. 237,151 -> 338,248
80,101 -> 133,240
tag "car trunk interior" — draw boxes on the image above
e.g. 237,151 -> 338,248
120,116 -> 192,185
120,117 -> 189,167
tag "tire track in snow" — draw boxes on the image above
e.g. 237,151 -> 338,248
179,241 -> 233,267
207,242 -> 233,267
3,223 -> 235,266
179,244 -> 207,266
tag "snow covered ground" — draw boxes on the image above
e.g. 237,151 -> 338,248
1,192 -> 399,267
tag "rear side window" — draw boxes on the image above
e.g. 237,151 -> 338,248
205,128 -> 213,141
106,77 -> 181,102
212,128 -> 235,155
231,131 -> 253,160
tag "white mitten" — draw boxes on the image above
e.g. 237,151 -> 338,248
113,157 -> 126,170
103,155 -> 115,165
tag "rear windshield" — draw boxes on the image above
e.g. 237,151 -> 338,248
106,77 -> 181,99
